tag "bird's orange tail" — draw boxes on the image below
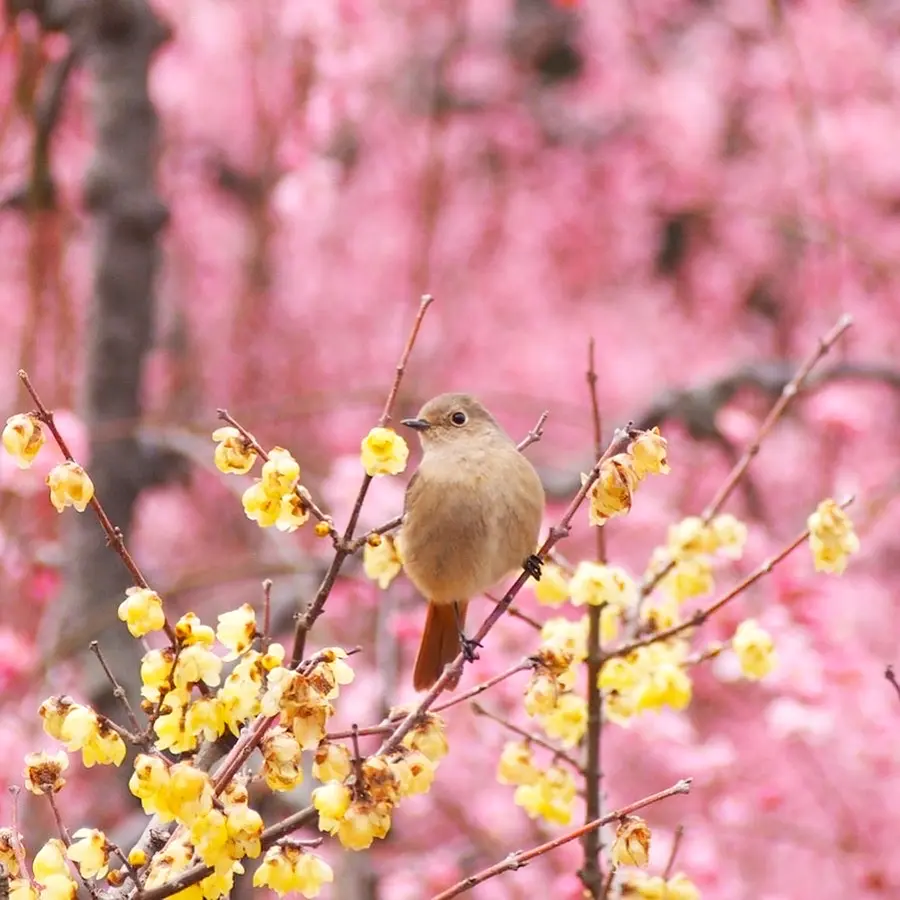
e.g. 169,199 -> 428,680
413,601 -> 468,692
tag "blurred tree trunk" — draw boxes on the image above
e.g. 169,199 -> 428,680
17,0 -> 171,710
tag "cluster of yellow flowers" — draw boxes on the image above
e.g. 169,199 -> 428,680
622,871 -> 701,900
496,741 -> 578,825
312,712 -> 446,850
807,498 -> 859,574
585,427 -> 670,526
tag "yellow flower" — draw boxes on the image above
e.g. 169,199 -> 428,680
9,880 -> 39,900
312,742 -> 352,783
387,749 -> 436,797
127,848 -> 147,867
2,413 -> 45,469
129,753 -> 175,821
496,741 -> 539,787
153,688 -> 195,754
23,750 -> 68,795
140,647 -> 175,703
261,447 -> 301,498
46,461 -> 94,513
308,648 -> 355,700
363,535 -> 403,589
185,697 -> 226,743
174,611 -> 216,646
360,427 -> 409,477
242,481 -> 280,527
261,728 -> 304,792
190,809 -> 229,868
117,586 -> 165,638
732,619 -> 777,680
172,644 -> 223,690
167,762 -> 215,826
667,517 -> 717,558
336,800 -> 392,851
538,692 -> 588,747
216,604 -> 257,660
710,513 -> 747,559
66,829 -> 109,879
212,426 -> 257,475
611,816 -> 651,868
524,671 -> 561,717
60,705 -> 126,767
540,615 -> 588,663
623,872 -> 700,900
253,846 -> 334,898
513,764 -> 576,825
808,498 -> 859,574
39,696 -> 75,741
33,840 -> 77,900
635,663 -> 693,713
629,427 -> 669,479
0,827 -> 22,877
569,561 -> 637,609
533,563 -> 570,606
658,554 -> 714,603
586,454 -> 639,526
225,803 -> 263,859
399,711 -> 449,762
312,782 -> 352,829
276,492 -> 310,532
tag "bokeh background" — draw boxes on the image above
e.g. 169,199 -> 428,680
2,0 -> 900,897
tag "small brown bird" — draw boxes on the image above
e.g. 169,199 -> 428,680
400,393 -> 545,691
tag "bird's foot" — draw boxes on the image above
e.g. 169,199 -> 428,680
458,632 -> 483,663
524,553 -> 543,580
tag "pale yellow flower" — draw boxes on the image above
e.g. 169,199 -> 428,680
2,413 -> 45,469
360,427 -> 409,477
46,462 -> 94,513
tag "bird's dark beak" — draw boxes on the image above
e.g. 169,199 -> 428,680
401,417 -> 431,432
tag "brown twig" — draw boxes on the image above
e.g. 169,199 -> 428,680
89,641 -> 144,739
7,788 -> 32,889
471,702 -> 584,775
885,665 -> 900,703
430,779 -> 693,899
583,337 -> 607,898
637,313 -> 853,604
46,793 -> 102,900
517,411 -> 549,452
662,824 -> 685,879
434,659 -> 536,714
289,294 -> 434,668
107,841 -> 142,892
486,593 -> 543,630
607,496 -> 854,661
19,370 -> 178,644
377,423 -> 638,756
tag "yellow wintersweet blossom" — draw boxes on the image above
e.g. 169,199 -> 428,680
260,447 -> 301,498
807,498 -> 859,574
360,427 -> 409,477
311,782 -> 352,824
533,563 -> 570,606
399,711 -> 449,762
153,688 -> 196,754
174,611 -> 216,646
710,513 -> 748,559
540,616 -> 588,663
172,644 -> 223,690
216,603 -> 257,660
387,749 -> 436,797
276,492 -> 310,532
667,517 -> 718,558
242,481 -> 281,527
732,619 -> 777,680
66,829 -> 109,879
23,750 -> 68,795
635,662 -> 693,713
2,413 -> 45,469
185,696 -> 227,743
538,692 -> 588,747
570,561 -> 637,609
513,764 -> 577,825
623,871 -> 700,900
32,839 -> 77,900
253,846 -> 334,898
0,827 -> 21,877
611,816 -> 651,868
261,728 -> 304,792
585,454 -> 638,526
312,742 -> 352,783
655,553 -> 714,604
629,427 -> 669,479
140,647 -> 175,703
59,705 -> 126,767
363,535 -> 403,589
496,741 -> 540,787
212,426 -> 257,475
117,586 -> 165,638
46,461 -> 94,513
129,753 -> 175,821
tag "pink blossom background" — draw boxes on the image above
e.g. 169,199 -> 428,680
2,1 -> 900,897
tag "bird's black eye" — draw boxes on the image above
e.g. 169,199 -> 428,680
450,410 -> 467,426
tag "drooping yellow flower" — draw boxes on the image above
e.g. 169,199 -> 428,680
538,692 -> 588,747
253,846 -> 334,898
623,871 -> 700,900
32,840 -> 77,900
569,561 -> 637,609
312,741 -> 352,783
399,711 -> 449,762
732,619 -> 777,680
129,753 -> 174,821
611,816 -> 651,868
496,741 -> 540,787
261,728 -> 304,792
513,764 -> 577,825
66,829 -> 109,879
585,454 -> 638,526
807,498 -> 859,574
117,586 -> 165,638
216,603 -> 257,660
386,749 -> 436,797
276,492 -> 310,532
0,827 -> 22,877
363,535 -> 403,589
46,461 -> 94,513
2,413 -> 45,469
212,426 -> 257,475
312,782 -> 352,828
174,611 -> 216,646
540,615 -> 588,663
533,563 -> 570,606
59,705 -> 126,767
242,481 -> 281,527
140,647 -> 175,703
360,427 -> 409,477
629,427 -> 670,479
710,513 -> 748,559
23,750 -> 68,795
260,447 -> 301,498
